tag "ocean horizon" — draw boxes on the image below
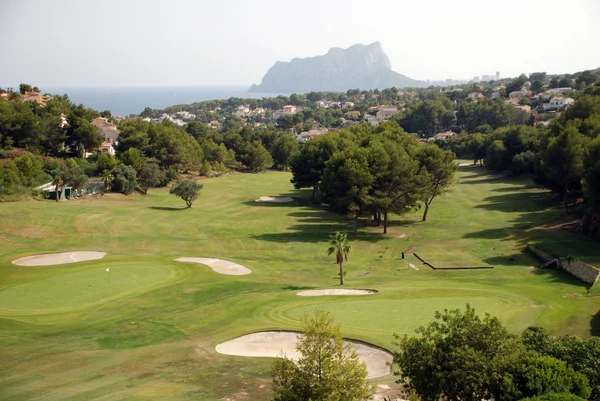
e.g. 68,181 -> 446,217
43,86 -> 288,117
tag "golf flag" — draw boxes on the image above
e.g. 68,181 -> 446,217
106,268 -> 110,272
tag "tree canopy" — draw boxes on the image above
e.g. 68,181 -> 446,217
169,179 -> 203,208
271,310 -> 373,401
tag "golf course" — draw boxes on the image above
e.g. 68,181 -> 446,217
1,164 -> 599,400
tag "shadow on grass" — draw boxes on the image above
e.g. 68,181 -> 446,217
463,228 -> 513,240
474,192 -> 557,213
530,267 -> 589,287
281,285 -> 315,291
252,207 -> 394,244
241,190 -> 316,208
148,206 -> 189,211
590,309 -> 600,336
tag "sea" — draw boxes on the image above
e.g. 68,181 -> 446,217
44,86 -> 286,117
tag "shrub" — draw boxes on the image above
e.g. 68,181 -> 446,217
111,164 -> 137,195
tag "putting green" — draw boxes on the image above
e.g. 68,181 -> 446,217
0,264 -> 174,312
283,297 -> 509,336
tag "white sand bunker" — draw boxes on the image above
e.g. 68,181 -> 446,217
297,289 -> 378,296
175,257 -> 251,275
13,251 -> 106,266
255,196 -> 293,203
216,331 -> 392,379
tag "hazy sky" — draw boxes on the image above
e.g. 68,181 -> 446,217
1,0 -> 599,88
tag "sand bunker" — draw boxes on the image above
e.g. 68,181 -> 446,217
13,251 -> 106,266
175,257 -> 251,275
216,331 -> 392,379
297,289 -> 378,296
255,196 -> 293,203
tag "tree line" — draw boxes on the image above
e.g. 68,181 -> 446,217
290,121 -> 457,233
438,82 -> 600,238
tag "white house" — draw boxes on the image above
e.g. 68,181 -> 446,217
434,131 -> 456,140
234,105 -> 250,117
296,129 -> 327,143
544,97 -> 574,111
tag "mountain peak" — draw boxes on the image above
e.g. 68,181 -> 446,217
250,42 -> 423,93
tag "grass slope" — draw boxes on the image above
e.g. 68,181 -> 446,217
0,166 -> 599,400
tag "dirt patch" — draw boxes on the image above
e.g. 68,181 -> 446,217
405,245 -> 417,254
13,251 -> 106,266
175,257 -> 252,275
97,193 -> 135,201
215,331 -> 392,379
395,233 -> 407,239
184,288 -> 200,294
297,289 -> 378,296
255,196 -> 293,203
222,392 -> 250,401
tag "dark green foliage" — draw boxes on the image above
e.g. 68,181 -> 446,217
96,153 -> 117,174
393,305 -> 514,401
520,393 -> 587,401
138,161 -> 166,194
522,328 -> 600,400
290,134 -> 340,200
486,140 -> 508,172
270,133 -> 299,170
494,355 -> 591,401
393,306 -> 592,401
111,164 -> 137,195
271,310 -> 373,401
118,147 -> 146,173
540,126 -> 585,216
418,144 -> 458,221
401,98 -> 454,137
52,159 -> 88,190
169,179 -> 203,208
239,141 -> 273,172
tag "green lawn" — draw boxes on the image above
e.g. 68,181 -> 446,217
0,166 -> 599,400
0,261 -> 174,312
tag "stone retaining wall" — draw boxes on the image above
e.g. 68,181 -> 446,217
526,244 -> 600,286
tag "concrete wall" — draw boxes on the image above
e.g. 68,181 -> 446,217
526,244 -> 600,286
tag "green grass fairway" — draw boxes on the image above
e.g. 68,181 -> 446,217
0,262 -> 174,312
414,248 -> 489,268
1,166 -> 599,400
284,298 -> 503,336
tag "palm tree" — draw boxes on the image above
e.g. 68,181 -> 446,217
101,169 -> 113,193
327,232 -> 351,286
52,175 -> 63,202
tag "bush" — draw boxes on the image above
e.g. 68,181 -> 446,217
169,179 -> 202,207
520,393 -> 588,401
512,151 -> 537,175
111,164 -> 137,195
496,355 -> 591,401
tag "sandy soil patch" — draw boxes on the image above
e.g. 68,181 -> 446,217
13,251 -> 106,266
215,331 -> 392,379
297,289 -> 378,296
255,196 -> 293,203
175,257 -> 251,275
459,162 -> 473,167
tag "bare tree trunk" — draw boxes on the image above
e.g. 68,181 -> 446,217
383,212 -> 388,234
311,185 -> 317,202
55,184 -> 60,202
339,262 -> 344,285
422,202 -> 430,222
564,189 -> 569,217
